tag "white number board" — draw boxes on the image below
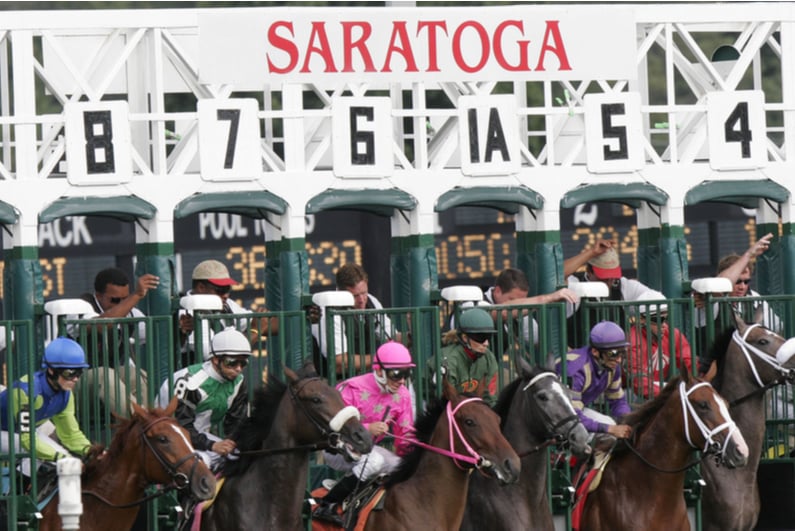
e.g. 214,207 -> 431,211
332,96 -> 393,178
65,101 -> 132,185
458,95 -> 520,177
198,98 -> 262,181
585,92 -> 644,173
707,90 -> 767,170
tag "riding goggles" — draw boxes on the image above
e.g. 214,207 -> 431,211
58,368 -> 84,380
467,333 -> 492,344
385,368 -> 412,381
220,357 -> 249,369
599,348 -> 626,360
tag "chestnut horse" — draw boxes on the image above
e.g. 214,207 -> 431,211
327,379 -> 521,531
39,398 -> 215,531
579,370 -> 749,531
200,361 -> 373,530
463,358 -> 591,531
701,313 -> 795,531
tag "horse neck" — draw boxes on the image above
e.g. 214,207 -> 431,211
398,414 -> 475,526
632,396 -> 696,475
501,390 -> 547,488
716,341 -> 772,460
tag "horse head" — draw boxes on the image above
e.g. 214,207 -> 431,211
731,312 -> 795,384
517,356 -> 590,460
678,370 -> 749,469
442,378 -> 521,485
283,362 -> 373,461
132,398 -> 216,501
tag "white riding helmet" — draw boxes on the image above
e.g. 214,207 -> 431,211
210,328 -> 252,357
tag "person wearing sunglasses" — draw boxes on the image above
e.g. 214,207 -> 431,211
68,267 -> 159,418
693,232 -> 781,376
556,321 -> 632,440
431,307 -> 499,407
158,328 -> 250,472
0,337 -> 93,497
627,290 -> 692,399
315,341 -> 416,525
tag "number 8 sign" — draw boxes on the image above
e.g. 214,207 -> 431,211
65,101 -> 132,184
707,90 -> 767,170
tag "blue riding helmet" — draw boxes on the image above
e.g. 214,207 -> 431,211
42,337 -> 90,369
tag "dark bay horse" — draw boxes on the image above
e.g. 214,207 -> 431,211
579,370 -> 749,531
200,362 -> 373,530
462,358 -> 591,531
701,313 -> 795,531
39,398 -> 215,531
356,379 -> 521,531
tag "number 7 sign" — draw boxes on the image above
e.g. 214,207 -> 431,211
707,91 -> 767,170
198,98 -> 262,181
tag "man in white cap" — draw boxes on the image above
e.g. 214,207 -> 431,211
564,239 -> 653,348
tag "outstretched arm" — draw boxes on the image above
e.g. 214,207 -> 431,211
718,232 -> 773,282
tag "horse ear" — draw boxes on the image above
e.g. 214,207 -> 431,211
517,354 -> 533,377
163,395 -> 179,417
753,304 -> 765,325
681,367 -> 692,385
731,310 -> 747,333
442,376 -> 459,401
131,399 -> 148,418
284,365 -> 300,383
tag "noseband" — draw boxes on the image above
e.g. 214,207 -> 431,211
729,326 -> 795,406
287,377 -> 360,452
681,381 -> 739,460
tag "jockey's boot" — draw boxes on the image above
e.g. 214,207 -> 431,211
313,475 -> 360,526
35,461 -> 59,503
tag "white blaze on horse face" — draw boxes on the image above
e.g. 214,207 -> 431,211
169,423 -> 197,452
550,380 -> 577,416
715,394 -> 749,459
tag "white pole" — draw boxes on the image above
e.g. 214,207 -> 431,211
57,457 -> 83,530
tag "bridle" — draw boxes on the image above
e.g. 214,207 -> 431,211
83,416 -> 203,508
237,377 -> 361,457
623,380 -> 739,473
727,325 -> 795,407
519,371 -> 580,456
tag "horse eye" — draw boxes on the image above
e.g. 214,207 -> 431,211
311,396 -> 322,404
758,339 -> 769,346
696,401 -> 709,410
158,435 -> 168,443
537,392 -> 549,402
464,418 -> 476,427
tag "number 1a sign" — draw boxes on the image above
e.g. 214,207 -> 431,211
707,91 -> 767,170
65,101 -> 132,185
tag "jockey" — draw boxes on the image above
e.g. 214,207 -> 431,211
558,321 -> 632,440
315,341 -> 415,525
0,337 -> 92,494
432,307 -> 499,406
158,327 -> 250,471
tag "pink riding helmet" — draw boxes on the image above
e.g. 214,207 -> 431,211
373,341 -> 416,369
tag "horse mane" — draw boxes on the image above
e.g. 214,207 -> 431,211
710,325 -> 737,390
222,361 -> 319,476
613,375 -> 684,456
381,397 -> 447,487
493,366 -> 547,429
82,405 -> 172,482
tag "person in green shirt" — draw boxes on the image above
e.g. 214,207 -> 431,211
430,307 -> 499,406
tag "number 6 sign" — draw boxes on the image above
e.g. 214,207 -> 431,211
65,101 -> 132,184
707,90 -> 767,170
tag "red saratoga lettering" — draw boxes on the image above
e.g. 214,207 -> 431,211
452,21 -> 489,73
535,20 -> 571,71
416,20 -> 447,72
301,21 -> 337,73
266,21 -> 298,74
381,21 -> 418,73
494,20 -> 530,72
341,21 -> 376,72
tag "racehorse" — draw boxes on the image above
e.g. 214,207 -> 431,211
347,378 -> 521,531
199,361 -> 373,531
701,312 -> 795,531
462,357 -> 591,531
578,369 -> 749,531
39,398 -> 215,531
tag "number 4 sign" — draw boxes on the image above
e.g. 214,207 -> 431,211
707,91 -> 767,170
65,101 -> 132,185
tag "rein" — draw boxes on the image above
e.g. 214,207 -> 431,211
82,416 -> 201,508
389,397 -> 489,469
622,439 -> 705,474
238,378 -> 360,458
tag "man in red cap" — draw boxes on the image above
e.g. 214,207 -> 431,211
564,239 -> 653,348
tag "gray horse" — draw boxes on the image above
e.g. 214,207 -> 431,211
702,312 -> 795,531
462,357 -> 590,531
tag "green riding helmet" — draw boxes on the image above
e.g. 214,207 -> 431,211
458,307 -> 497,334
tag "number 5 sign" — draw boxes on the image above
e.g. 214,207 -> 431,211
707,91 -> 767,170
198,98 -> 262,181
65,101 -> 132,185
584,92 -> 644,173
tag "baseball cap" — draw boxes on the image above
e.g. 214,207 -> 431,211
589,321 -> 629,349
192,260 -> 237,287
588,248 -> 622,280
